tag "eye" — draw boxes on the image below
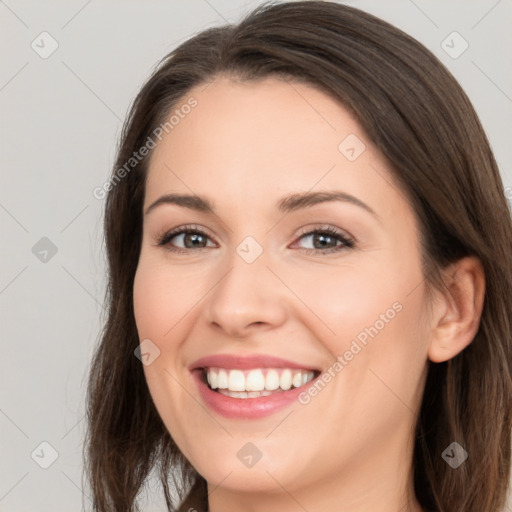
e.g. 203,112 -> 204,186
292,226 -> 354,254
156,224 -> 216,254
155,224 -> 355,255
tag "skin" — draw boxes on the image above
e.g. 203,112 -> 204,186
133,76 -> 485,512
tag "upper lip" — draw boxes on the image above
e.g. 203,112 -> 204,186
189,354 -> 320,371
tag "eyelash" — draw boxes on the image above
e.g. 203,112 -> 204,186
156,224 -> 355,255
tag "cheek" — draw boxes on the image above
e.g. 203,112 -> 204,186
133,258 -> 203,341
133,261 -> 206,456
286,252 -> 429,394
285,261 -> 412,348
326,271 -> 429,421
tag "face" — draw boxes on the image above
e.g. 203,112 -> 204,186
133,76 -> 432,502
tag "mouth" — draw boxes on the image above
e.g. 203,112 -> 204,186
200,367 -> 320,398
189,354 -> 321,419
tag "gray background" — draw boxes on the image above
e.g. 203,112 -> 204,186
1,1 -> 511,511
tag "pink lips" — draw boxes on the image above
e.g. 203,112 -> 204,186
189,353 -> 320,420
190,353 -> 320,371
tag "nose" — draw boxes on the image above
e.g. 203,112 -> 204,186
202,249 -> 289,338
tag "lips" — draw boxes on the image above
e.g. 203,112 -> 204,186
190,353 -> 321,371
189,354 -> 321,419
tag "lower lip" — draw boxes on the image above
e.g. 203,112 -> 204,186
192,370 -> 313,419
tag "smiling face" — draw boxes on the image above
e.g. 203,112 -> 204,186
133,76 -> 433,509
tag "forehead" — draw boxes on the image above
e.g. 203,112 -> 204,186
143,75 -> 405,222
149,75 -> 357,159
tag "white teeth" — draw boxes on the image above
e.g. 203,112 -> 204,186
204,367 -> 316,394
265,370 -> 280,391
208,370 -> 217,389
280,369 -> 292,390
228,369 -> 245,391
217,369 -> 228,389
217,389 -> 274,399
246,369 -> 265,391
292,372 -> 302,388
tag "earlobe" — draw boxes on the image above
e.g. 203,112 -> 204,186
427,256 -> 485,363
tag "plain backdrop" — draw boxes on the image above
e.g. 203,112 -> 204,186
1,1 -> 511,510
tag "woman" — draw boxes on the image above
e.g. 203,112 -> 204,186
84,2 -> 512,511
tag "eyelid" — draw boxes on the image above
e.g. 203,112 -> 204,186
155,224 -> 217,248
291,224 -> 355,253
294,224 -> 354,243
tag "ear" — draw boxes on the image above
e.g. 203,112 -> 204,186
427,256 -> 485,363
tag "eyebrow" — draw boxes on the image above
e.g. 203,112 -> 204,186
144,191 -> 378,218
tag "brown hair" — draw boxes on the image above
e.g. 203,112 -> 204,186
84,1 -> 512,511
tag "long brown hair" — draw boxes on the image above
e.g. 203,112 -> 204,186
84,2 -> 512,510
